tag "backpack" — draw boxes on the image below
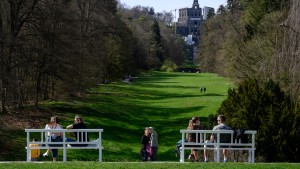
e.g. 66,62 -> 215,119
174,139 -> 187,157
233,129 -> 249,143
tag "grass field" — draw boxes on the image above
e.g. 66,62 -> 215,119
61,71 -> 234,162
1,162 -> 299,169
11,71 -> 234,162
2,71 -> 300,168
5,71 -> 235,162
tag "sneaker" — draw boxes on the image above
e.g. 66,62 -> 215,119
204,159 -> 208,163
223,159 -> 228,163
188,154 -> 195,161
42,152 -> 48,157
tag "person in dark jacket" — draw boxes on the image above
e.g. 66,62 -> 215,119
66,115 -> 89,146
140,127 -> 150,161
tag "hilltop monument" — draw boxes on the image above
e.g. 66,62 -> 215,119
176,0 -> 214,61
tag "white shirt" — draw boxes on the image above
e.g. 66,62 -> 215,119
45,124 -> 63,139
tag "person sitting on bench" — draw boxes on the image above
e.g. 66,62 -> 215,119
203,115 -> 232,162
66,115 -> 89,146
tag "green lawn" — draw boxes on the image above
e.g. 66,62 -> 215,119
1,162 -> 299,169
10,71 -> 235,162
2,71 -> 300,168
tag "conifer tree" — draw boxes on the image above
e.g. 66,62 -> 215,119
151,19 -> 163,63
218,79 -> 300,161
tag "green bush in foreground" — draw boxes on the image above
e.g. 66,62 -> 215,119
218,79 -> 300,162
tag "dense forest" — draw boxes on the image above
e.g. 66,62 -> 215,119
198,0 -> 300,162
0,0 -> 187,112
197,0 -> 300,103
1,0 -> 300,162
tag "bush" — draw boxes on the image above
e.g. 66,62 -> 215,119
202,114 -> 218,130
217,79 -> 300,162
160,59 -> 178,72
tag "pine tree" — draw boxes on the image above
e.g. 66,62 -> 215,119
151,19 -> 163,63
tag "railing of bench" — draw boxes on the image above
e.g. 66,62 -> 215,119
180,130 -> 257,163
25,129 -> 103,162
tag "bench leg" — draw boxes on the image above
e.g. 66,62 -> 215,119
180,148 -> 184,162
216,149 -> 220,162
63,147 -> 67,162
27,148 -> 31,162
99,148 -> 102,162
251,149 -> 255,163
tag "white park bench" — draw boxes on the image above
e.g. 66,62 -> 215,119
179,130 -> 257,163
25,129 -> 103,162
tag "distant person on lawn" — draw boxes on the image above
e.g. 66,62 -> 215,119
149,127 -> 158,161
66,115 -> 89,146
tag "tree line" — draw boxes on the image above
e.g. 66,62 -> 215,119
197,0 -> 300,103
198,0 -> 300,162
0,0 -> 187,113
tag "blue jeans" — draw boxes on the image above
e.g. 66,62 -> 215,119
140,148 -> 147,161
65,138 -> 76,142
49,136 -> 62,158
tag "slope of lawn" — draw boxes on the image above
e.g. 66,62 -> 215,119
9,71 -> 235,162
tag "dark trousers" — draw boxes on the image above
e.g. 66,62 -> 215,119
140,148 -> 147,161
151,147 -> 158,161
49,136 -> 62,158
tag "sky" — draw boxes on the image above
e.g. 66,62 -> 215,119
119,0 -> 227,18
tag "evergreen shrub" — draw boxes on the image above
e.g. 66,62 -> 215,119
217,79 -> 300,162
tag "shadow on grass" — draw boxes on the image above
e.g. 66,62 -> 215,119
42,94 -> 205,161
5,71 -> 230,161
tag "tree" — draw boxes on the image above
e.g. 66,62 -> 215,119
0,0 -> 40,112
159,11 -> 173,26
241,0 -> 289,40
216,5 -> 226,15
273,0 -> 300,102
0,0 -> 186,112
148,7 -> 155,15
207,8 -> 215,19
150,19 -> 163,66
218,79 -> 300,162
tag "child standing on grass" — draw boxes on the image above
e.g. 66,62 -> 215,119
29,138 -> 40,161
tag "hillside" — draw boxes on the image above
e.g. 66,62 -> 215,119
0,72 -> 234,161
